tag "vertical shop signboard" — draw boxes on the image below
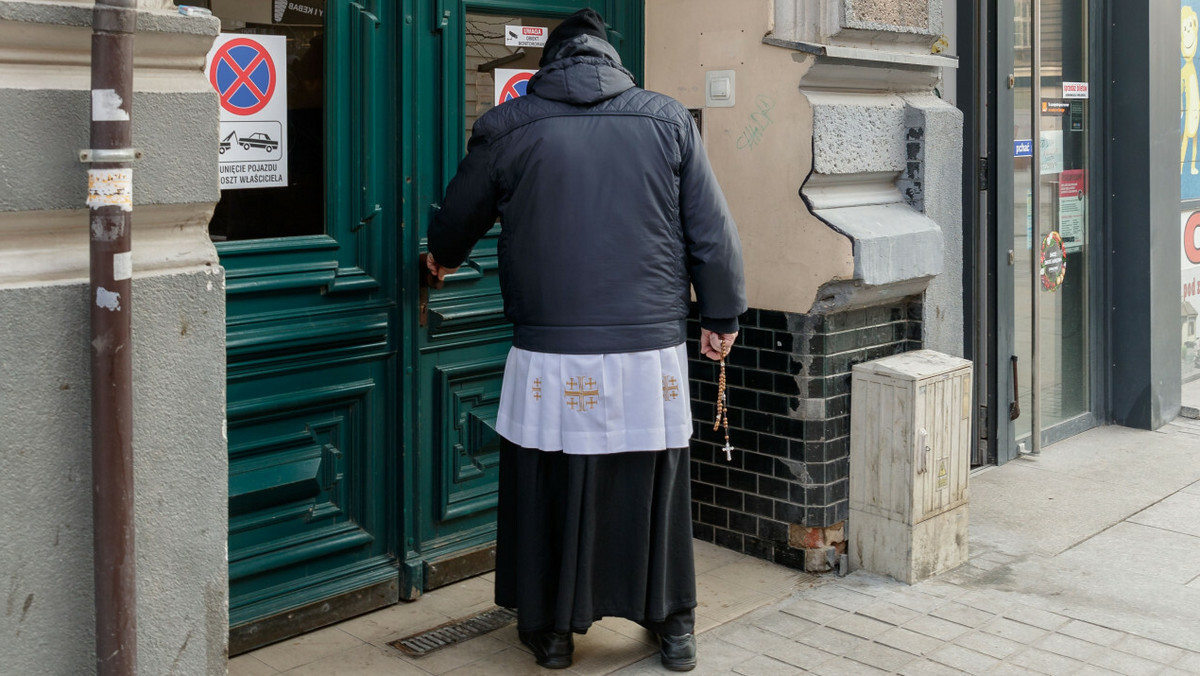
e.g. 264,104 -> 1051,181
1184,212 -> 1200,300
1181,1 -> 1200,374
206,34 -> 289,190
1182,0 -> 1200,198
1182,211 -> 1200,371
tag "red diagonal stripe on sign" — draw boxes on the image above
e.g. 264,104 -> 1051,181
219,51 -> 269,108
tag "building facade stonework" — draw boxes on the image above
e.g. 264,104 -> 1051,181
647,0 -> 961,570
0,0 -> 965,665
0,2 -> 227,673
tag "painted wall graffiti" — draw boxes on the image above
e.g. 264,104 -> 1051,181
735,95 -> 776,151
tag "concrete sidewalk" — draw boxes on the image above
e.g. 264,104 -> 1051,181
231,419 -> 1200,675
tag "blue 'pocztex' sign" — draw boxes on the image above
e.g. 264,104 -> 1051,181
1014,139 -> 1033,158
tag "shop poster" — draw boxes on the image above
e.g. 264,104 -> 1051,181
1058,170 -> 1086,253
1182,210 -> 1200,372
1184,211 -> 1200,303
1182,0 -> 1200,199
1039,130 -> 1063,176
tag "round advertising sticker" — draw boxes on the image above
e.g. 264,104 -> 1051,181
1040,231 -> 1067,291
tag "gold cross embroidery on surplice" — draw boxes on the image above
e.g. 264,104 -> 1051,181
662,375 -> 680,401
531,377 -> 542,401
564,376 -> 599,412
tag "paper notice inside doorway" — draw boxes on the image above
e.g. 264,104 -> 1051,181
1058,170 -> 1086,253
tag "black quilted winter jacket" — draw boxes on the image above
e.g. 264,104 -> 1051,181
427,35 -> 746,354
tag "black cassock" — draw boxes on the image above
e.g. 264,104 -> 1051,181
494,439 -> 697,635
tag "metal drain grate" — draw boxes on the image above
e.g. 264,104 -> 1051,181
388,606 -> 517,657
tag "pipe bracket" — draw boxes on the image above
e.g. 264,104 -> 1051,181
80,148 -> 143,163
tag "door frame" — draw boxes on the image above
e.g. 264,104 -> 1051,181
982,0 -> 1108,464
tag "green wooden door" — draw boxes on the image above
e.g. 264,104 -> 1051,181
214,0 -> 401,653
401,0 -> 644,594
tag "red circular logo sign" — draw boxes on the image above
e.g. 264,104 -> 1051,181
1186,212 -> 1200,265
209,38 -> 277,116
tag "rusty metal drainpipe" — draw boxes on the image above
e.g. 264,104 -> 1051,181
84,0 -> 139,673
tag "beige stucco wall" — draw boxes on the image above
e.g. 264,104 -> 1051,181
645,0 -> 855,315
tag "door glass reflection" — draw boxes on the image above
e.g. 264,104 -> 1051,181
1013,0 -> 1090,443
1038,0 -> 1090,429
202,0 -> 326,241
463,14 -> 563,147
1012,0 -> 1034,441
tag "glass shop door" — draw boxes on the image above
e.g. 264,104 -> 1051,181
992,0 -> 1101,462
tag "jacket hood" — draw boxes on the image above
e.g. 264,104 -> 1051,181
528,35 -> 636,105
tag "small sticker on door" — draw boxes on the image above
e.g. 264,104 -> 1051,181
505,25 -> 548,48
937,459 -> 949,489
1062,81 -> 1089,99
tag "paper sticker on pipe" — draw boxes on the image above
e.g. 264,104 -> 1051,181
87,169 -> 133,212
91,89 -> 130,121
96,287 -> 121,311
113,251 -> 132,281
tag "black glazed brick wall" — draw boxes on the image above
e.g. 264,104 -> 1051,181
686,299 -> 922,567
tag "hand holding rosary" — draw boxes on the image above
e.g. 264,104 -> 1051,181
713,337 -> 733,462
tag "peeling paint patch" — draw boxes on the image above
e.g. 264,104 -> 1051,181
96,287 -> 120,311
206,280 -> 213,291
779,458 -> 816,486
221,419 -> 227,440
91,89 -> 130,121
87,169 -> 133,212
91,220 -> 125,241
113,251 -> 133,281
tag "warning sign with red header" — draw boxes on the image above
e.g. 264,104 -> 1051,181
494,68 -> 537,106
205,34 -> 288,190
505,25 -> 548,48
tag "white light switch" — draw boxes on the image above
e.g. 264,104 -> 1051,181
705,70 -> 736,108
710,77 -> 730,99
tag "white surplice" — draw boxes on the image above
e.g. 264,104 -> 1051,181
495,343 -> 693,454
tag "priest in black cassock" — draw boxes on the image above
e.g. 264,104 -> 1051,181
426,9 -> 746,671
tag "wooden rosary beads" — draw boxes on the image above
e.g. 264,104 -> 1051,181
713,337 -> 733,461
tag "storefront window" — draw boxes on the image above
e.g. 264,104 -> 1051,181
201,0 -> 326,241
1182,2 -> 1200,407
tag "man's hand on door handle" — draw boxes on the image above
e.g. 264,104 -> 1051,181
421,252 -> 459,290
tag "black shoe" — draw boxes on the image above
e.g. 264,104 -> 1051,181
518,630 -> 574,669
658,633 -> 697,672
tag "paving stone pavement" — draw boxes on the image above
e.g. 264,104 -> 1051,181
232,422 -> 1200,675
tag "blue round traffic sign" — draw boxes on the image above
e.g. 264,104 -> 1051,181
210,38 -> 277,116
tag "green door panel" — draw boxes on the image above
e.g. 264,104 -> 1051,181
402,0 -> 644,594
226,363 -> 392,624
219,0 -> 400,652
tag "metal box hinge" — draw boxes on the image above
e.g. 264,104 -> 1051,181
976,157 -> 989,191
433,0 -> 451,32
